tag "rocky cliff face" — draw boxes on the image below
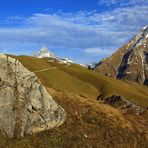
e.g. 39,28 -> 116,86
0,54 -> 66,138
95,26 -> 148,85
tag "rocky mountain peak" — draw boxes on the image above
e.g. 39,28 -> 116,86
133,25 -> 148,48
35,47 -> 55,58
40,47 -> 49,52
34,47 -> 75,65
95,26 -> 148,85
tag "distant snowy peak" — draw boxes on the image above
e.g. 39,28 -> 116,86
34,47 -> 74,65
35,47 -> 55,58
58,58 -> 74,64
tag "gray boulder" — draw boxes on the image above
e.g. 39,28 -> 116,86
0,54 -> 66,138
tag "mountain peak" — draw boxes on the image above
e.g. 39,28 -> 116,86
133,25 -> 148,48
95,26 -> 148,85
142,25 -> 148,31
35,47 -> 55,58
40,47 -> 49,52
33,47 -> 75,65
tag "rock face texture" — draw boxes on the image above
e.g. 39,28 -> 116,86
0,54 -> 66,138
95,26 -> 148,85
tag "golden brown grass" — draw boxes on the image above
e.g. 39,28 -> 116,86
10,55 -> 148,107
1,55 -> 147,148
2,89 -> 148,148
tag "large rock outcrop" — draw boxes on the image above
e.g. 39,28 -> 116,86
0,54 -> 66,138
97,95 -> 144,115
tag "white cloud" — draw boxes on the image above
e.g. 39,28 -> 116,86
0,4 -> 147,63
97,0 -> 148,7
85,47 -> 113,55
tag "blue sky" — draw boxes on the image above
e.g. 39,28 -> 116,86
0,0 -> 148,64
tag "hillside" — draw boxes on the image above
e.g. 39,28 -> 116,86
10,55 -> 148,107
1,55 -> 148,147
95,26 -> 148,85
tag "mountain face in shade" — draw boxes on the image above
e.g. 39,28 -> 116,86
95,26 -> 148,85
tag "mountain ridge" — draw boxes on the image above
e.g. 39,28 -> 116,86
95,25 -> 148,85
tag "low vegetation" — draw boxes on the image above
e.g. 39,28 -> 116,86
13,55 -> 148,107
2,55 -> 147,148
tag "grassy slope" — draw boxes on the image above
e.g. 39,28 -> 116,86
1,55 -> 148,148
12,55 -> 148,107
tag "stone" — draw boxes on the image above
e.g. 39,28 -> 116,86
0,54 -> 66,138
97,95 -> 145,115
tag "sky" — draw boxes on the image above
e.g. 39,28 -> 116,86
0,0 -> 148,64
